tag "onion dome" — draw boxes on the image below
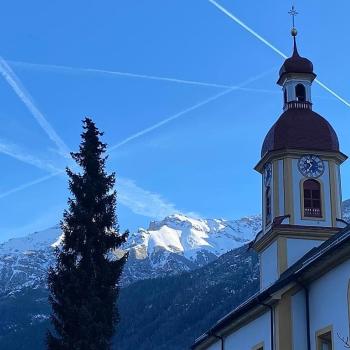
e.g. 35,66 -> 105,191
261,108 -> 339,157
277,33 -> 316,85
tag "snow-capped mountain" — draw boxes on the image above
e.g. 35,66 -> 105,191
0,214 -> 261,295
2,201 -> 349,296
122,214 -> 261,284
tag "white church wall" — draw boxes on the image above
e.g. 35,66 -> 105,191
224,312 -> 271,350
260,241 -> 278,290
291,159 -> 332,227
291,290 -> 308,350
286,238 -> 323,268
206,342 -> 221,350
309,259 -> 350,350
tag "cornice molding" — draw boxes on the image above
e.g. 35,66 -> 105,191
252,225 -> 340,253
255,149 -> 348,173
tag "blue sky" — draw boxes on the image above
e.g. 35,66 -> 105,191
1,0 -> 350,242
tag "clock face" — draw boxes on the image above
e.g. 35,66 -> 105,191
263,163 -> 272,186
298,155 -> 324,178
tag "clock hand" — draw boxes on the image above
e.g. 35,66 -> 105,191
307,161 -> 313,172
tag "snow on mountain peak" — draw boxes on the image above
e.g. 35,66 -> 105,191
126,214 -> 261,262
0,214 -> 262,294
0,226 -> 60,255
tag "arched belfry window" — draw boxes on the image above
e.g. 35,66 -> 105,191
303,180 -> 322,218
266,186 -> 272,224
296,84 -> 306,102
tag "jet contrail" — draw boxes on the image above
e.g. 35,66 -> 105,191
0,68 -> 275,199
314,80 -> 350,108
0,57 -> 71,157
9,60 -> 233,89
109,68 -> 275,151
208,0 -> 350,108
9,60 -> 280,95
0,140 -> 61,173
0,170 -> 65,199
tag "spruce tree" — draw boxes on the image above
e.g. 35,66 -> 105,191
47,118 -> 128,350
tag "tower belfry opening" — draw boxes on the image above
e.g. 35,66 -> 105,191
295,83 -> 306,101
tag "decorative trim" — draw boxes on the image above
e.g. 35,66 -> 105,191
252,341 -> 264,350
273,160 -> 280,218
255,149 -> 347,173
259,253 -> 263,293
277,72 -> 316,86
277,237 -> 288,275
299,178 -> 326,222
285,101 -> 312,111
252,225 -> 338,252
275,292 -> 293,350
262,176 -> 266,233
329,160 -> 338,227
284,158 -> 294,224
315,325 -> 333,350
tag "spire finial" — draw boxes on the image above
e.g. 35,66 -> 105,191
288,5 -> 298,37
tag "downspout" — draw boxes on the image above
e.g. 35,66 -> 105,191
211,333 -> 224,350
259,302 -> 274,350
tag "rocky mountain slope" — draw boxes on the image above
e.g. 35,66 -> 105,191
0,214 -> 261,295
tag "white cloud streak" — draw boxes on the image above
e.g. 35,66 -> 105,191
109,68 -> 274,152
118,178 -> 180,219
0,57 -> 71,157
208,0 -> 350,108
0,170 -> 184,220
0,139 -> 61,173
0,143 -> 182,218
0,170 -> 65,199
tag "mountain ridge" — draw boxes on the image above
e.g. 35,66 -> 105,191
1,201 -> 350,349
0,213 -> 261,295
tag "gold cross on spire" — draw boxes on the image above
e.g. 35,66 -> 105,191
288,5 -> 298,29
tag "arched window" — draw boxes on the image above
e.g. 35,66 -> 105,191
295,84 -> 306,102
266,186 -> 272,224
303,180 -> 322,218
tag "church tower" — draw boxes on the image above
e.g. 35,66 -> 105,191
252,25 -> 348,290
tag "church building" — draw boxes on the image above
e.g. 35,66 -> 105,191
191,16 -> 350,350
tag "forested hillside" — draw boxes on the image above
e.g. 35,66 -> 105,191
0,245 -> 259,350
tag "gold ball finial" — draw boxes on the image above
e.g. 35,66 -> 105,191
291,27 -> 298,37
